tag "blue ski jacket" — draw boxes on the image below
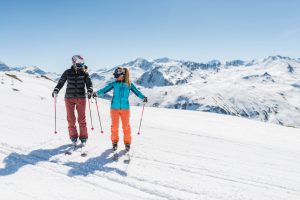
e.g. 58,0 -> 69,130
96,81 -> 145,110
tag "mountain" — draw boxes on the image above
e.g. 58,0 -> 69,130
2,56 -> 299,128
3,63 -> 60,81
18,66 -> 47,75
1,70 -> 300,199
90,55 -> 300,128
0,61 -> 10,71
225,60 -> 245,67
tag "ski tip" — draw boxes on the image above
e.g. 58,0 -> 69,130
113,156 -> 118,161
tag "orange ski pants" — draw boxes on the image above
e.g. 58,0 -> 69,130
110,109 -> 131,144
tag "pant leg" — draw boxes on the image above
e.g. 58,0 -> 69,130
76,98 -> 88,140
120,109 -> 131,144
65,98 -> 78,139
111,109 -> 120,143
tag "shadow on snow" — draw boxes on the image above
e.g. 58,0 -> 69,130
65,149 -> 128,177
0,144 -> 70,176
0,145 -> 127,177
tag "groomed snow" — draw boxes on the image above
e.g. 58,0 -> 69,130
1,71 -> 300,200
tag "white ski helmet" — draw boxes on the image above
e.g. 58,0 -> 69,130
72,55 -> 85,65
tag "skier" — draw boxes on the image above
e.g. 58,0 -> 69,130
94,67 -> 147,154
52,55 -> 93,151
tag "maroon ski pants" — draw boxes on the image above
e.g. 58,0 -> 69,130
65,98 -> 88,140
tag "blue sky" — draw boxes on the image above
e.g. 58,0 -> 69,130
0,0 -> 299,72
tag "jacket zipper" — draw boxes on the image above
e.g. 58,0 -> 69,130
75,68 -> 78,98
119,82 -> 121,110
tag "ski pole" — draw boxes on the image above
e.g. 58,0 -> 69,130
54,94 -> 57,134
94,97 -> 104,134
137,103 -> 146,135
87,97 -> 94,131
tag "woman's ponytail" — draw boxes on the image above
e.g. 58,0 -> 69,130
124,68 -> 131,86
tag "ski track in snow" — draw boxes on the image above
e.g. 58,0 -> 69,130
1,71 -> 300,200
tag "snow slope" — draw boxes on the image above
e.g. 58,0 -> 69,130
1,71 -> 300,200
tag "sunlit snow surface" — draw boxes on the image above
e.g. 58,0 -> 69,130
0,71 -> 300,200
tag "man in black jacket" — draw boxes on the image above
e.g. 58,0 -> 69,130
52,55 -> 93,147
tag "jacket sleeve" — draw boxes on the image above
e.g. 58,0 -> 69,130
96,82 -> 114,97
130,83 -> 145,99
85,72 -> 93,93
54,70 -> 67,92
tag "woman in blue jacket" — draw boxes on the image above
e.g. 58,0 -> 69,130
95,67 -> 147,151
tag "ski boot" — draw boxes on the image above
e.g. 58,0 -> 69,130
80,138 -> 88,157
124,144 -> 131,164
112,143 -> 118,161
71,137 -> 78,146
65,137 -> 78,155
125,144 -> 130,152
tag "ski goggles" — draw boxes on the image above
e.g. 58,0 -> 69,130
113,67 -> 126,78
77,63 -> 85,67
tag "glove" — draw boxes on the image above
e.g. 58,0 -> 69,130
52,90 -> 58,98
143,97 -> 148,103
87,92 -> 92,99
88,92 -> 97,99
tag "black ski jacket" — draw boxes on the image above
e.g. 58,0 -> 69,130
54,66 -> 93,98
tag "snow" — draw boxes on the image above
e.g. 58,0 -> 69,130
1,71 -> 300,200
4,55 -> 300,127
19,66 -> 46,75
90,55 -> 300,128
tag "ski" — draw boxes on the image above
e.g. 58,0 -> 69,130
123,150 -> 130,164
81,152 -> 87,157
80,143 -> 88,157
111,149 -> 131,163
112,143 -> 118,161
64,144 -> 78,155
112,150 -> 118,161
124,144 -> 131,164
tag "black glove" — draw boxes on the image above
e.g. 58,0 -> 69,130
87,92 -> 92,99
52,90 -> 58,98
92,92 -> 97,98
143,97 -> 148,103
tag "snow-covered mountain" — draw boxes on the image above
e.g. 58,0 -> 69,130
2,64 -> 60,82
0,61 -> 10,71
2,55 -> 300,128
10,66 -> 48,75
1,70 -> 300,200
89,55 -> 300,128
19,66 -> 47,75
